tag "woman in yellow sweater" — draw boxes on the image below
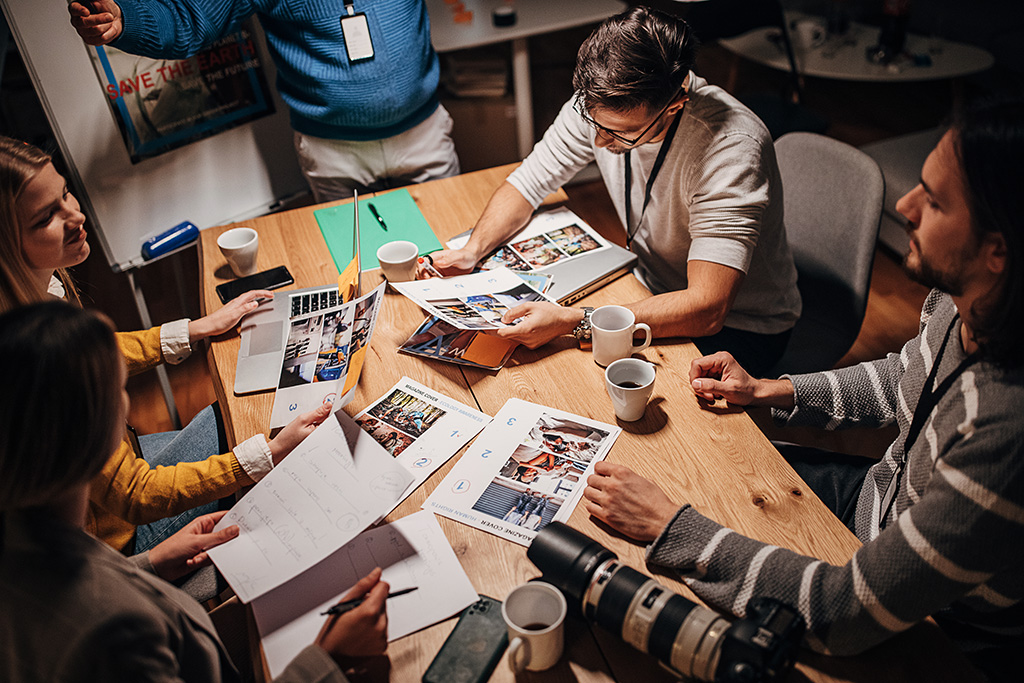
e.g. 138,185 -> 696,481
0,135 -> 328,554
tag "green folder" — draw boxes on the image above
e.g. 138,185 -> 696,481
315,188 -> 442,272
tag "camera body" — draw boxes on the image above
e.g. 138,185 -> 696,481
527,523 -> 805,682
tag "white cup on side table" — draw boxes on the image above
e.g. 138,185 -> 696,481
605,358 -> 656,422
376,240 -> 420,283
591,305 -> 652,367
501,581 -> 567,673
216,227 -> 259,277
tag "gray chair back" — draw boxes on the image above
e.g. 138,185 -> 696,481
769,132 -> 884,376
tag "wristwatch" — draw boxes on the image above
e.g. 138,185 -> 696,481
572,307 -> 594,343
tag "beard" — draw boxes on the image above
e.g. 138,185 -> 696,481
901,223 -> 973,296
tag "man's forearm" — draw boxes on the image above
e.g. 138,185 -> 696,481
463,182 -> 535,261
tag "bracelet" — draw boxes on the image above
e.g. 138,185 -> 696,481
572,307 -> 594,343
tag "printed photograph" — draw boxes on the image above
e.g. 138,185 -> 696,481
368,388 -> 447,438
546,224 -> 602,256
355,416 -> 416,457
510,235 -> 563,268
278,314 -> 322,388
480,246 -> 532,272
349,292 -> 379,353
498,446 -> 587,497
464,294 -> 508,324
522,413 -> 611,464
428,298 -> 493,329
472,478 -> 564,532
313,309 -> 352,382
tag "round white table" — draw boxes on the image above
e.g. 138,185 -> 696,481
719,12 -> 994,83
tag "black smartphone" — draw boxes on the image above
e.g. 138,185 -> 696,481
216,265 -> 294,304
422,595 -> 508,683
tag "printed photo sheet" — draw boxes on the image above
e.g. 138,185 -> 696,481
254,511 -> 478,679
270,283 -> 385,428
424,398 -> 620,546
208,408 -> 414,603
389,267 -> 555,331
353,377 -> 492,517
447,208 -> 610,274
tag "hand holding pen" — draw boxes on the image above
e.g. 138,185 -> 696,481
316,567 -> 391,660
321,586 -> 418,616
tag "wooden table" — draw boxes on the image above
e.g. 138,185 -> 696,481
200,165 -> 981,682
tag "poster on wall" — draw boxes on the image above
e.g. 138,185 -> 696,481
89,19 -> 274,163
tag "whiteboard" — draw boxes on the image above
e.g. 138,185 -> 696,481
1,0 -> 307,271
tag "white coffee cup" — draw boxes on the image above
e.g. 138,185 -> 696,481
793,17 -> 826,49
217,227 -> 259,278
376,240 -> 419,283
502,581 -> 567,673
604,358 -> 656,422
590,305 -> 652,367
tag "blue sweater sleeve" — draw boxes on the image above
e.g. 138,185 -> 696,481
114,0 -> 257,58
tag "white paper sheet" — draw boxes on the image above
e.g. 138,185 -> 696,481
424,398 -> 620,546
254,511 -> 478,679
353,377 -> 491,517
208,409 -> 414,603
390,267 -> 555,331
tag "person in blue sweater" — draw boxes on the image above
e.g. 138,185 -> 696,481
69,0 -> 460,202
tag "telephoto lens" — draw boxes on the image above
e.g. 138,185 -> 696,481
527,523 -> 806,683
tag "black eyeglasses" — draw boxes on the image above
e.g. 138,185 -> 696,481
574,89 -> 685,146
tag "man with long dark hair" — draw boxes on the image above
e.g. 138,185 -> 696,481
583,97 -> 1024,681
429,6 -> 801,377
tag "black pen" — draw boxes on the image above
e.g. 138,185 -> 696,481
321,586 -> 418,617
367,202 -> 388,231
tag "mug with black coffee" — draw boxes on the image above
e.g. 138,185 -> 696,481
501,581 -> 567,672
604,358 -> 656,422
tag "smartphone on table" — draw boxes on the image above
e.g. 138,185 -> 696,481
216,265 -> 294,304
422,595 -> 508,683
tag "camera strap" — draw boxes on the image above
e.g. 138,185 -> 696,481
878,314 -> 977,521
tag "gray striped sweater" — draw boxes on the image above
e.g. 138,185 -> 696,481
646,291 -> 1024,657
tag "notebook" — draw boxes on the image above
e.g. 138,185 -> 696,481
234,193 -> 362,395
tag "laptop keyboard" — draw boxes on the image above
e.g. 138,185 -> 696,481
290,289 -> 340,317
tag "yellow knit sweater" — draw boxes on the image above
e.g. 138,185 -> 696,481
86,328 -> 253,552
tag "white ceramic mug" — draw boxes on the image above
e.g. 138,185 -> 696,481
376,240 -> 419,283
590,305 -> 652,367
502,581 -> 567,673
217,227 -> 259,277
604,358 -> 656,422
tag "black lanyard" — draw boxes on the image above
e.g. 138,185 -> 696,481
623,111 -> 682,247
878,315 -> 977,521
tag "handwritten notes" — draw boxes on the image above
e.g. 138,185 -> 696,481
254,511 -> 478,679
209,409 -> 414,603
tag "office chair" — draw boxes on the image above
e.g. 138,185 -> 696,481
769,132 -> 884,377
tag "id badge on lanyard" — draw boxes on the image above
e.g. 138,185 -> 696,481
340,0 -> 375,63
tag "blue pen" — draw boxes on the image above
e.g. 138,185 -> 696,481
367,202 -> 388,231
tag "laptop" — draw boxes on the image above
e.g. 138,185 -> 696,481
545,241 -> 636,305
233,193 -> 362,395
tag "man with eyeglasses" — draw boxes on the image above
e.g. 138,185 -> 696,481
428,6 -> 800,377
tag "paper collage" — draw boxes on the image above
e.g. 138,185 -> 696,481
424,399 -> 620,546
270,282 -> 385,428
353,377 -> 492,516
389,267 -> 555,332
447,207 -> 611,274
